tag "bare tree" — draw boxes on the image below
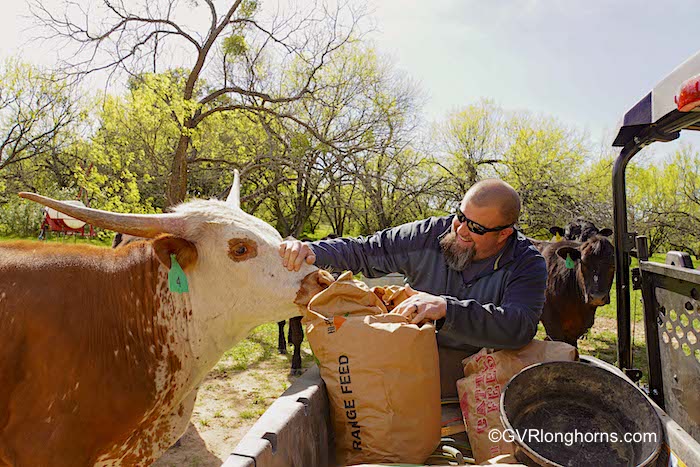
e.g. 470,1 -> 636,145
0,60 -> 81,174
430,99 -> 505,203
30,0 -> 368,205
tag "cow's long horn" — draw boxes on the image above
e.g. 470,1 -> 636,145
226,169 -> 240,208
18,193 -> 185,238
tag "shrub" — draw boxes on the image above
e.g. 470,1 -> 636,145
0,197 -> 44,237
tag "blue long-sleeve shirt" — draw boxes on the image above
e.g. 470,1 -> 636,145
309,216 -> 547,354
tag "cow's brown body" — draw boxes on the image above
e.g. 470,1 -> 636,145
0,241 -> 198,465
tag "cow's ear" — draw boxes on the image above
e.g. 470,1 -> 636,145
549,226 -> 564,237
152,235 -> 198,272
556,246 -> 581,262
598,228 -> 613,237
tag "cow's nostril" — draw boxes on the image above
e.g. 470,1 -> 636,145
318,270 -> 335,287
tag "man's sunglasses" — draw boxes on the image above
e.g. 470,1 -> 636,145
454,208 -> 513,236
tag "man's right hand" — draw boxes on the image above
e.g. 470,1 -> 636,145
279,239 -> 316,271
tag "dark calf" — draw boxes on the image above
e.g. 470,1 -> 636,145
276,318 -> 304,375
536,235 -> 615,347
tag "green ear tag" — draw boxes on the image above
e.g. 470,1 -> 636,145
168,254 -> 189,293
565,253 -> 575,269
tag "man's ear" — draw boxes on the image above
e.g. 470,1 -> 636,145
598,228 -> 613,237
498,226 -> 515,242
152,235 -> 198,271
556,246 -> 581,262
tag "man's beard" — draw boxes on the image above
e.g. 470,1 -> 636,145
440,231 -> 476,271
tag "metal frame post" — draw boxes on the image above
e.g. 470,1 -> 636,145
612,142 -> 643,372
635,236 -> 665,407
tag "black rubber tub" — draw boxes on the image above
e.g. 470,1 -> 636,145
500,361 -> 663,467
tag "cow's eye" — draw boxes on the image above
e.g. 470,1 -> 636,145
228,238 -> 258,262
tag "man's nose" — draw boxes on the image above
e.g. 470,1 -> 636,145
456,221 -> 471,237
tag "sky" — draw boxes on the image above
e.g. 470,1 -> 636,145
3,0 -> 700,156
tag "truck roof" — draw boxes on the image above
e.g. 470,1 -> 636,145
613,50 -> 700,147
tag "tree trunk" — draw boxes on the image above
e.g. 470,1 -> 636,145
167,134 -> 191,206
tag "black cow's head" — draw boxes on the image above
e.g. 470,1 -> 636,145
550,218 -> 612,243
556,235 -> 615,307
568,218 -> 612,243
549,226 -> 565,241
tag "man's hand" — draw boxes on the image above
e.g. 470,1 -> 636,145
279,239 -> 316,272
394,285 -> 447,325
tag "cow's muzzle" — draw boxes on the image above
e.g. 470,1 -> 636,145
294,269 -> 335,308
587,293 -> 610,307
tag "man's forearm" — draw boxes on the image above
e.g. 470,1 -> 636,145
439,297 -> 540,349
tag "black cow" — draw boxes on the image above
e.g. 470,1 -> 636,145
535,235 -> 615,347
276,317 -> 304,376
549,218 -> 612,243
277,233 -> 339,375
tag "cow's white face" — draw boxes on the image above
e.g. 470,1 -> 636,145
169,200 -> 319,352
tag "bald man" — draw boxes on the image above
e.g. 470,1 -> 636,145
279,179 -> 547,354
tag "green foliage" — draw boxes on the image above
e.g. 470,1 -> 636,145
0,186 -> 79,238
626,144 -> 700,255
238,0 -> 259,18
78,75 -> 187,211
0,197 -> 44,237
223,35 -> 248,57
432,100 -> 602,238
0,58 -> 86,214
499,114 -> 590,235
433,99 -> 504,198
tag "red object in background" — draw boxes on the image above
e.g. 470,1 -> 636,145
39,205 -> 95,239
675,74 -> 700,112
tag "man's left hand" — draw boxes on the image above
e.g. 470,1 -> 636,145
394,285 -> 447,325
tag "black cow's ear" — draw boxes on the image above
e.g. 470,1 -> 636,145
111,232 -> 123,249
598,228 -> 613,237
556,246 -> 581,261
549,226 -> 565,236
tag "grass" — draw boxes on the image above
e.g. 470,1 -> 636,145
0,232 -> 113,247
213,323 -> 315,376
595,252 -> 666,320
239,408 -> 266,420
